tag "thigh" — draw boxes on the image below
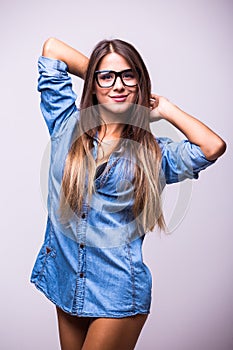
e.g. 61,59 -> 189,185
56,307 -> 92,350
82,314 -> 149,350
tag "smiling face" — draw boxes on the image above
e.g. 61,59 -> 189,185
94,52 -> 138,117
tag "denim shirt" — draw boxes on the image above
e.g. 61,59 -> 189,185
30,56 -> 215,317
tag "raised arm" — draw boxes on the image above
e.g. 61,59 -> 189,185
150,94 -> 226,161
42,37 -> 89,79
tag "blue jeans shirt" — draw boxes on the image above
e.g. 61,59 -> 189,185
30,57 -> 215,317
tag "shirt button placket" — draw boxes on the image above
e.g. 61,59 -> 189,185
75,205 -> 88,315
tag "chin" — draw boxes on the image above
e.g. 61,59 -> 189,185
101,102 -> 135,116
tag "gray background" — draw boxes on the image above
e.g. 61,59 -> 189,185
0,0 -> 232,349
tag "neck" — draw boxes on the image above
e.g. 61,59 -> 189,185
97,102 -> 132,138
98,123 -> 124,141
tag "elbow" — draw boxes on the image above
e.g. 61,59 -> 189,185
203,138 -> 227,161
42,37 -> 58,58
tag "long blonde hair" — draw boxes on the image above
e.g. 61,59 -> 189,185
60,39 -> 165,231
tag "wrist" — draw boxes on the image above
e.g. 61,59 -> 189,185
159,101 -> 180,122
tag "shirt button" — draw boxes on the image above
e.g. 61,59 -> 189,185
81,213 -> 86,219
80,273 -> 84,278
80,243 -> 85,249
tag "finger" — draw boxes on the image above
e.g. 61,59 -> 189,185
150,93 -> 159,100
149,99 -> 156,109
150,96 -> 159,109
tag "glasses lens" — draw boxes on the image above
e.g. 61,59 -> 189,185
122,70 -> 137,86
97,71 -> 115,88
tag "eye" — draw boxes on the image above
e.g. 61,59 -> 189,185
122,71 -> 136,80
98,72 -> 114,81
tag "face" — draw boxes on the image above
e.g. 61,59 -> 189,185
93,52 -> 138,116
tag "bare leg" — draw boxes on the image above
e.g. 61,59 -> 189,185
56,307 -> 91,350
82,314 -> 148,350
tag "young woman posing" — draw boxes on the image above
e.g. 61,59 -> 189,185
31,37 -> 226,350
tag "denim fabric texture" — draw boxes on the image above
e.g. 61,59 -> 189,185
30,56 -> 215,317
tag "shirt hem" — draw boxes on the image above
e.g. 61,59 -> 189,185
31,281 -> 150,318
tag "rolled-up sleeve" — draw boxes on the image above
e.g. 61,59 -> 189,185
157,137 -> 216,184
38,56 -> 77,136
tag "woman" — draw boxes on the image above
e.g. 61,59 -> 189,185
31,37 -> 226,350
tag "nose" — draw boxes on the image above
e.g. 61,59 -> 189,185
113,76 -> 124,90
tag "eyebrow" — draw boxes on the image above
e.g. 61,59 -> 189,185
94,69 -> 133,74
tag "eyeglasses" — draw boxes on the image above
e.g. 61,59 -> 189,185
94,69 -> 138,88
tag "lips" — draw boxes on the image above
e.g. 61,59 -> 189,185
110,95 -> 128,102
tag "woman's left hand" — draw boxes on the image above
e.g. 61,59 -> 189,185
149,93 -> 171,122
149,93 -> 226,160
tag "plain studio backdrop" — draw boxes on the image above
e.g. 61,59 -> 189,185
0,0 -> 232,349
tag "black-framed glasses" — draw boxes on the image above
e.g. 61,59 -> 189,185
94,69 -> 138,88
